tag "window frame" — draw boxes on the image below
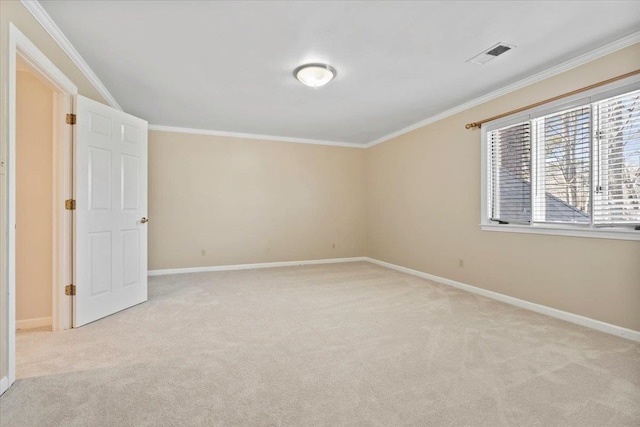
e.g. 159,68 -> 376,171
480,75 -> 640,241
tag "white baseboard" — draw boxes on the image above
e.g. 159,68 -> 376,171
146,255 -> 639,342
148,257 -> 367,276
16,317 -> 52,330
365,257 -> 640,343
0,376 -> 9,395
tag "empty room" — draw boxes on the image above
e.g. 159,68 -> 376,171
1,0 -> 639,425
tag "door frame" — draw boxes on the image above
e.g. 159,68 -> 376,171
2,23 -> 77,392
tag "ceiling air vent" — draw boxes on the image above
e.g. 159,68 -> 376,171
467,42 -> 516,65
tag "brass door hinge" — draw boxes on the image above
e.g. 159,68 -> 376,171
66,113 -> 76,125
65,199 -> 76,210
65,284 -> 76,296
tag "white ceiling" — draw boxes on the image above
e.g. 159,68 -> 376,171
39,1 -> 640,145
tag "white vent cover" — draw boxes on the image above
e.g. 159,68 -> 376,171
467,42 -> 516,65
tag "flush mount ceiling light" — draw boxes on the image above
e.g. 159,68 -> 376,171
294,63 -> 337,88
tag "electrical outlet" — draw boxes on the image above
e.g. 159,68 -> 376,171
459,259 -> 464,268
201,249 -> 206,256
332,243 -> 336,249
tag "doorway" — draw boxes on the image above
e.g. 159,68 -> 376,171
3,23 -> 149,395
15,57 -> 58,333
2,23 -> 77,394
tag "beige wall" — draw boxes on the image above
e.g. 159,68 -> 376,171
1,0 -> 109,379
367,43 -> 640,331
16,70 -> 53,324
148,132 -> 367,270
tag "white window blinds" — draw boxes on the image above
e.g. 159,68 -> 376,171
489,122 -> 531,223
593,90 -> 640,225
532,106 -> 591,223
486,85 -> 640,233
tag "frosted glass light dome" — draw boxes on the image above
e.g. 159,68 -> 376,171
294,63 -> 337,88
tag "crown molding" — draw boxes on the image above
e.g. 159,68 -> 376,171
20,0 -> 122,110
148,125 -> 367,148
17,0 -> 640,145
365,30 -> 640,148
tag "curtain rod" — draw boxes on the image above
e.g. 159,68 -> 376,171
464,69 -> 640,129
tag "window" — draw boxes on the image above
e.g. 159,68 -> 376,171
482,80 -> 640,240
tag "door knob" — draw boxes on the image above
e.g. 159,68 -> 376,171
139,217 -> 149,224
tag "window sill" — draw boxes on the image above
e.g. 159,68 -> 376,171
480,223 -> 640,241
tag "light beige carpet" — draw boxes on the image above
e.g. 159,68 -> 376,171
1,262 -> 638,426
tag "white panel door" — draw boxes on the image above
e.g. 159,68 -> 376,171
74,95 -> 148,327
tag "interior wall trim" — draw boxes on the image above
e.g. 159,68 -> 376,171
148,125 -> 366,149
19,0 -> 122,110
149,255 -> 639,342
0,377 -> 8,396
147,257 -> 368,276
365,257 -> 640,342
15,317 -> 52,330
19,0 -> 640,147
365,30 -> 640,147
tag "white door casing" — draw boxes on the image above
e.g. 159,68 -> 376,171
5,23 -> 79,393
74,95 -> 148,327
